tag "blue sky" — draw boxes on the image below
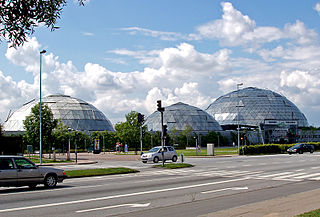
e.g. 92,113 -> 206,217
1,0 -> 320,126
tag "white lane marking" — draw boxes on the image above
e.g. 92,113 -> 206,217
77,203 -> 151,213
259,172 -> 293,178
0,177 -> 249,213
310,177 -> 320,181
293,173 -> 320,179
294,169 -> 304,172
311,167 -> 320,170
201,186 -> 248,194
273,172 -> 306,179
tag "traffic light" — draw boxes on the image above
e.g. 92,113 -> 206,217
142,130 -> 145,138
157,100 -> 162,111
138,113 -> 144,123
163,125 -> 167,137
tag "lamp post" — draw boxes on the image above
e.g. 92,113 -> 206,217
237,83 -> 243,155
39,49 -> 46,164
67,128 -> 73,161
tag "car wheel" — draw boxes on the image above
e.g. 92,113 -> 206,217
142,161 -> 147,163
299,150 -> 303,154
44,174 -> 57,188
153,156 -> 159,163
311,150 -> 314,153
28,184 -> 37,189
172,155 -> 177,162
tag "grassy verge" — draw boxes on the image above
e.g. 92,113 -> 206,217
26,156 -> 72,164
65,168 -> 139,178
152,163 -> 193,169
297,209 -> 320,217
176,147 -> 238,156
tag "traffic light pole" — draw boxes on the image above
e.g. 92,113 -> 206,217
140,126 -> 143,154
157,100 -> 165,167
161,110 -> 164,167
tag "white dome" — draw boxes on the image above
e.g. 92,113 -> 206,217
3,94 -> 114,133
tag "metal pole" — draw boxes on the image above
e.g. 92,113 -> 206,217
140,126 -> 143,154
75,132 -> 77,163
161,111 -> 164,167
67,133 -> 70,160
39,50 -> 46,164
237,83 -> 243,155
103,135 -> 105,154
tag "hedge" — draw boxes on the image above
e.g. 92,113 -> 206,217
242,142 -> 320,155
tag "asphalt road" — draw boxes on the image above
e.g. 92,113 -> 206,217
1,153 -> 320,216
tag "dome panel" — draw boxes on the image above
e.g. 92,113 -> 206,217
206,87 -> 308,127
145,102 -> 222,133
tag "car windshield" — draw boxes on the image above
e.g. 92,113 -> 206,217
148,147 -> 161,153
292,144 -> 303,148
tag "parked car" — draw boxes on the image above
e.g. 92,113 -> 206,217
287,143 -> 315,154
0,155 -> 67,188
141,146 -> 178,163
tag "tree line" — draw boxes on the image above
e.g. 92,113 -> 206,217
3,103 -> 228,154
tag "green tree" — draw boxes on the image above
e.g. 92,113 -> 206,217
23,103 -> 57,152
0,0 -> 84,47
115,111 -> 144,154
52,119 -> 68,152
182,124 -> 193,147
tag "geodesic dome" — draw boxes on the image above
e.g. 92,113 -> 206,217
206,87 -> 308,128
3,94 -> 114,133
144,102 -> 222,133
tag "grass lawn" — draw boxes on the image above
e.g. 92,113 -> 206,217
65,168 -> 139,178
152,163 -> 193,169
176,147 -> 238,156
26,155 -> 72,164
297,209 -> 320,217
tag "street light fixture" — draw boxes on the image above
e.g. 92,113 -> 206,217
237,83 -> 243,155
39,49 -> 46,164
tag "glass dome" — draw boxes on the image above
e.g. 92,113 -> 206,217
145,102 -> 222,133
206,87 -> 308,127
3,94 -> 114,133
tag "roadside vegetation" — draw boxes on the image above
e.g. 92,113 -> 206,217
297,208 -> 320,217
65,168 -> 138,178
26,155 -> 72,164
152,163 -> 193,169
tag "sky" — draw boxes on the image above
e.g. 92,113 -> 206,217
1,0 -> 320,127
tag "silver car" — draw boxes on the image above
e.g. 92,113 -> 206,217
0,155 -> 66,188
141,146 -> 178,163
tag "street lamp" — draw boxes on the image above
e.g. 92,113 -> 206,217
237,83 -> 243,155
39,49 -> 46,164
67,128 -> 73,161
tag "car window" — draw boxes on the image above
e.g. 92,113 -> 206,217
14,158 -> 36,169
163,147 -> 168,152
149,147 -> 161,152
168,147 -> 174,152
0,158 -> 14,170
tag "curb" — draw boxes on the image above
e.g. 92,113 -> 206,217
39,161 -> 98,166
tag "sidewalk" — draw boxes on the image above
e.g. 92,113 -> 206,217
203,188 -> 320,217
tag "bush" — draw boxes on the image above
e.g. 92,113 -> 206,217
242,142 -> 320,155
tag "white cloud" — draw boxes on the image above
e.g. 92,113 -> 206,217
197,2 -> 256,46
314,3 -> 320,15
82,32 -> 94,36
121,27 -> 188,41
0,38 -> 233,124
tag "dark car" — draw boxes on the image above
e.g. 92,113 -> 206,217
287,143 -> 315,154
0,156 -> 67,188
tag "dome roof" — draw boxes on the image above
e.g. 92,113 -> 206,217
206,87 -> 308,127
3,94 -> 114,133
145,102 -> 222,133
